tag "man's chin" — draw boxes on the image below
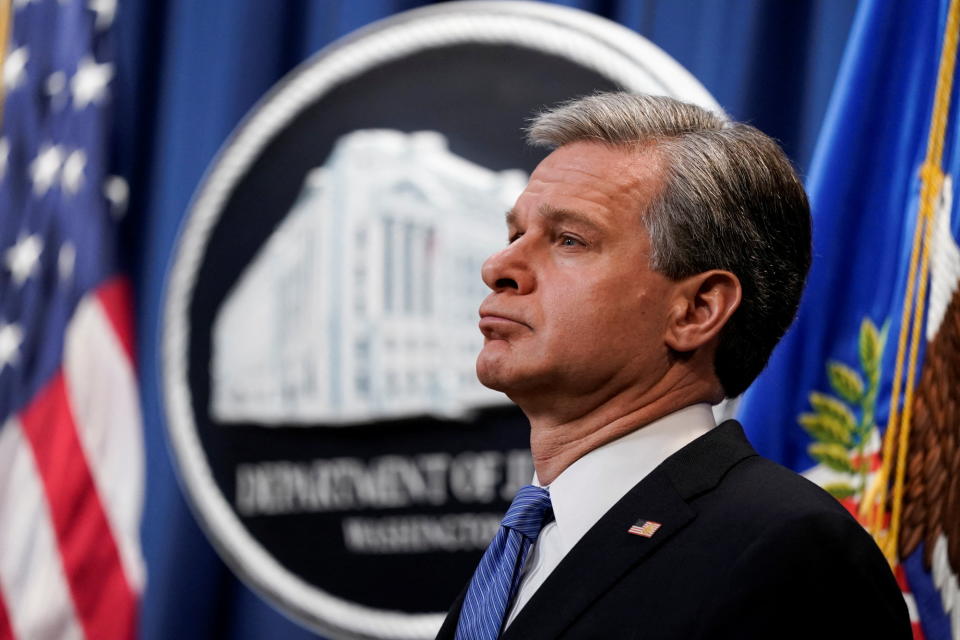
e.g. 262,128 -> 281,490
475,366 -> 512,393
476,352 -> 519,393
476,360 -> 541,398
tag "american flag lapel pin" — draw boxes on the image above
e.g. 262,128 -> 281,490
627,519 -> 662,538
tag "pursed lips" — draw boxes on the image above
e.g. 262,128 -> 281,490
478,307 -> 531,337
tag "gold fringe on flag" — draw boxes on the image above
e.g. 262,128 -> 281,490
865,0 -> 960,565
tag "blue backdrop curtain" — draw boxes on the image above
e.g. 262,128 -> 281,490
109,1 -> 858,637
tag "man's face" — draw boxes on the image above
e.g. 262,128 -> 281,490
476,141 -> 677,403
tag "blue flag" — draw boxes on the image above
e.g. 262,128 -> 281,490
738,0 -> 960,637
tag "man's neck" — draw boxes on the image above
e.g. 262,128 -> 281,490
521,374 -> 718,485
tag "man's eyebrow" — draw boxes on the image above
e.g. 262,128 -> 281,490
537,204 -> 605,233
505,206 -> 607,234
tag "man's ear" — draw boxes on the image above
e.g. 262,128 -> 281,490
664,270 -> 741,353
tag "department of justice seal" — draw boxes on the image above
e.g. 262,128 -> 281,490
161,2 -> 720,638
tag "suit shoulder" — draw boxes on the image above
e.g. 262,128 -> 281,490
699,452 -> 861,531
689,457 -> 910,636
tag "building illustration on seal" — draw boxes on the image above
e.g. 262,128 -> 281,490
211,129 -> 527,425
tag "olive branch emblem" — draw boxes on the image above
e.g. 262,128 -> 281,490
798,318 -> 888,501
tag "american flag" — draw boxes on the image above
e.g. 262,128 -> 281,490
0,0 -> 144,638
627,520 -> 661,538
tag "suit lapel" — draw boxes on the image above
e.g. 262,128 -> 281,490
501,420 -> 757,639
436,421 -> 757,640
439,475 -> 692,640
500,468 -> 692,639
435,583 -> 468,639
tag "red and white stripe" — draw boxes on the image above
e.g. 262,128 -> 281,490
893,564 -> 927,640
0,277 -> 144,640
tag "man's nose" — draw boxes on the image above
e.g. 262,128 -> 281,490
481,240 -> 533,294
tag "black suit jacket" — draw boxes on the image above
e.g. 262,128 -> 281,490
437,420 -> 911,639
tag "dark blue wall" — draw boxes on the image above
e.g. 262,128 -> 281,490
113,2 -> 858,637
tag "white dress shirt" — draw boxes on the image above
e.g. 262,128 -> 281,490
504,403 -> 717,627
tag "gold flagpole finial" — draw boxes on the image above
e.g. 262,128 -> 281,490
0,0 -> 12,127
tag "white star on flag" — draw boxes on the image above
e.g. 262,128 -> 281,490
5,234 -> 44,286
70,56 -> 113,109
88,0 -> 117,30
62,149 -> 87,194
4,46 -> 29,91
58,242 -> 76,282
46,70 -> 66,95
46,71 -> 69,110
104,175 -> 129,219
30,144 -> 64,195
0,322 -> 23,370
0,137 -> 9,180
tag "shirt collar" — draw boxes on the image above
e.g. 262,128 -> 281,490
538,403 -> 716,555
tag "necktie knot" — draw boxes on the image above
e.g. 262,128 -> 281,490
501,485 -> 552,541
455,485 -> 552,640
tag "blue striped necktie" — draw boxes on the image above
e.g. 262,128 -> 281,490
455,485 -> 553,640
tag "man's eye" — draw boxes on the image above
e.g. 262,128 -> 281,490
559,235 -> 584,247
508,232 -> 523,244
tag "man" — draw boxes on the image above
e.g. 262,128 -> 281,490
437,93 -> 911,639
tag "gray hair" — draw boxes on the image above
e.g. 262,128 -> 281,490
527,92 -> 811,398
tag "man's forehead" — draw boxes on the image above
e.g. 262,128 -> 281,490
507,142 -> 663,228
535,142 -> 661,191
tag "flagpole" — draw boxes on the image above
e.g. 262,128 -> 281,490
0,0 -> 11,127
